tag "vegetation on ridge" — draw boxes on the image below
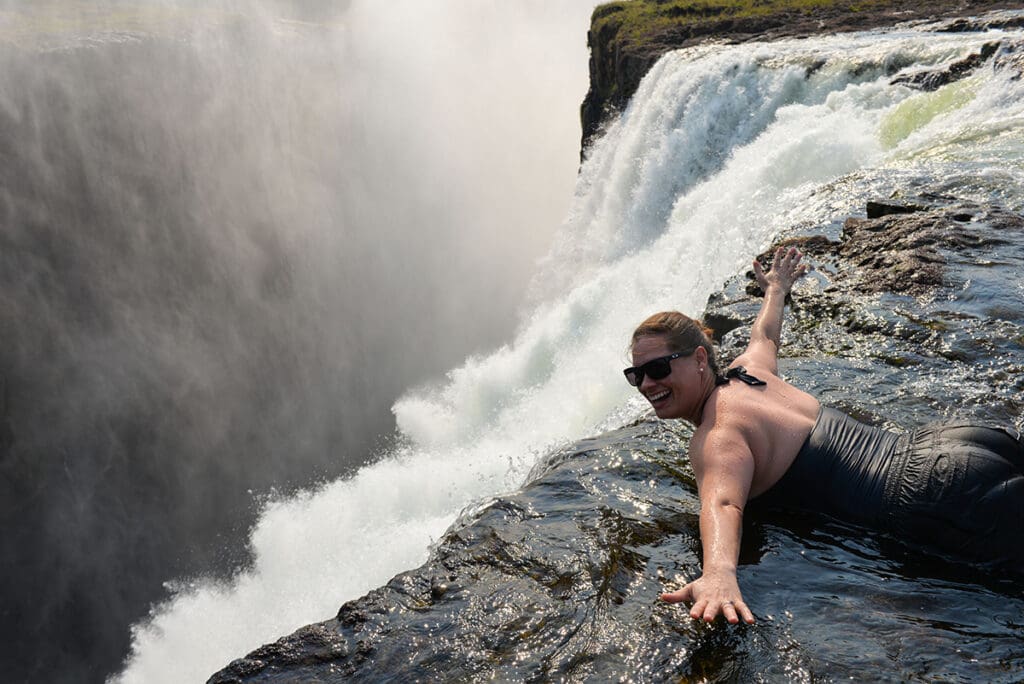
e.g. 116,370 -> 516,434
591,0 -> 885,51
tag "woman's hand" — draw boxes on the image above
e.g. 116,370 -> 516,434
753,246 -> 808,296
660,570 -> 755,625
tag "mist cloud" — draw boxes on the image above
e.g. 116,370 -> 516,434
0,1 -> 594,681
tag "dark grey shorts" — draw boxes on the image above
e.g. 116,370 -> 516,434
884,422 -> 1024,568
755,407 -> 1024,568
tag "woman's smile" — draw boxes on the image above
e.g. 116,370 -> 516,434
631,335 -> 698,420
647,388 -> 671,404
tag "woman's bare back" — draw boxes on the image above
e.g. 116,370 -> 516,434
697,362 -> 820,499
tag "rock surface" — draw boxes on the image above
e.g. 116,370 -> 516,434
208,194 -> 1024,682
707,195 -> 1024,373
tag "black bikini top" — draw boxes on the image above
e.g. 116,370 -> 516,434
715,366 -> 767,387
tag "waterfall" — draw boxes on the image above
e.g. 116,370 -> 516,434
114,19 -> 1024,683
0,1 -> 593,682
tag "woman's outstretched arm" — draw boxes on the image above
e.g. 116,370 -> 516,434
742,247 -> 808,374
660,425 -> 756,625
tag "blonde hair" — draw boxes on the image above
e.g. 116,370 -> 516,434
630,311 -> 722,378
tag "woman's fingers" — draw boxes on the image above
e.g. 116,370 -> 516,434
699,600 -> 756,625
738,601 -> 756,624
660,582 -> 696,604
752,258 -> 769,288
693,598 -> 727,623
722,601 -> 756,624
763,247 -> 806,282
781,249 -> 807,282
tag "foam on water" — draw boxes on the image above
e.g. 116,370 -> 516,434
115,24 -> 1024,684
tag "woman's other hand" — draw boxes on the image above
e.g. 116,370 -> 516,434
753,246 -> 809,296
660,570 -> 756,625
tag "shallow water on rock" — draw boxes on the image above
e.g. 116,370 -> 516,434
212,197 -> 1024,683
212,419 -> 1024,682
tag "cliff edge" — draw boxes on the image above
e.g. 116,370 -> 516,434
581,0 -> 1024,151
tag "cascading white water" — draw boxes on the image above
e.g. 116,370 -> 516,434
115,20 -> 1024,684
1,1 -> 596,681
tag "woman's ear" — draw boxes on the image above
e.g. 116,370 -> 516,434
693,345 -> 708,367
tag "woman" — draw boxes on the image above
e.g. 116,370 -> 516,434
625,247 -> 1024,626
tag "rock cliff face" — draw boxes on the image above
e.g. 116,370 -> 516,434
581,0 -> 1024,151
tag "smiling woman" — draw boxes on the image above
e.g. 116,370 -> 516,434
627,335 -> 709,422
629,247 -> 1024,626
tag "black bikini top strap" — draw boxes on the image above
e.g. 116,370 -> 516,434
715,365 -> 767,387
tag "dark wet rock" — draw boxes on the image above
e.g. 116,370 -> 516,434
702,307 -> 747,342
208,419 -> 710,683
994,41 -> 1024,78
865,200 -> 926,218
838,202 -> 1024,295
740,199 -> 1023,301
210,623 -> 356,683
705,195 -> 1024,369
934,10 -> 1024,33
838,211 -> 953,296
209,193 -> 1024,682
890,40 -> 1001,91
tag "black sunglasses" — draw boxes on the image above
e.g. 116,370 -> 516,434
623,351 -> 690,387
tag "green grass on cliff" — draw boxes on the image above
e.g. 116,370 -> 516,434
593,0 -> 887,49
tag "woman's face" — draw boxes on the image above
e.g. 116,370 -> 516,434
630,334 -> 706,421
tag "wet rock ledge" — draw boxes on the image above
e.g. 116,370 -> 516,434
208,194 -> 1024,682
708,194 -> 1024,393
582,0 -> 1024,149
